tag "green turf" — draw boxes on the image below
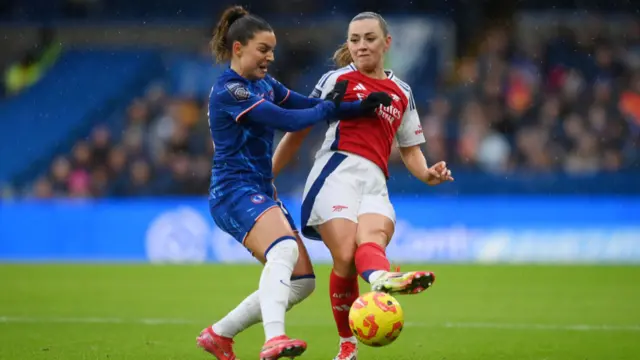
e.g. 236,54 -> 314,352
1,264 -> 639,359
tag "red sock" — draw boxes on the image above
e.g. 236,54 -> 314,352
329,270 -> 359,338
355,242 -> 391,283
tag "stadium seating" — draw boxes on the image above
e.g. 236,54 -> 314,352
0,49 -> 164,185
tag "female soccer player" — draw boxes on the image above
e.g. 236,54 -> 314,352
272,12 -> 454,360
197,6 -> 393,360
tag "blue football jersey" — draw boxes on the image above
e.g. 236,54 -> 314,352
207,68 -> 291,202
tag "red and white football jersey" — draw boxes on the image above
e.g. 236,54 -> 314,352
310,63 -> 425,177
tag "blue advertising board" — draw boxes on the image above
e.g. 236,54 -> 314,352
0,196 -> 639,264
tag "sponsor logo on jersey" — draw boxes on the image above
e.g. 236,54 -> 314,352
353,83 -> 367,91
376,104 -> 403,124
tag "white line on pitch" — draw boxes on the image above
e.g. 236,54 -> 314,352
1,316 -> 639,332
438,322 -> 640,332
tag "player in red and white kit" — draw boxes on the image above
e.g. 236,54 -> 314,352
272,12 -> 454,360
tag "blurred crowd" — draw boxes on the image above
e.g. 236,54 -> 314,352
31,84 -> 213,198
416,21 -> 640,174
29,20 -> 640,198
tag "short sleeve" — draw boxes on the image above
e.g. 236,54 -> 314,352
265,75 -> 291,105
216,81 -> 266,122
309,70 -> 339,99
395,89 -> 425,147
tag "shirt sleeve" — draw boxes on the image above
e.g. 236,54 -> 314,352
395,88 -> 426,147
215,79 -> 339,132
264,75 -> 291,105
216,80 -> 267,122
309,70 -> 364,119
265,75 -> 323,109
309,70 -> 339,99
246,99 -> 337,132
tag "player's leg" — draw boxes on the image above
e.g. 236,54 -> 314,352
243,206 -> 307,359
355,195 -> 435,295
318,219 -> 360,360
289,233 -> 316,305
199,194 -> 306,360
248,200 -> 316,316
354,212 -> 393,283
208,234 -> 315,337
301,152 -> 361,360
281,199 -> 316,291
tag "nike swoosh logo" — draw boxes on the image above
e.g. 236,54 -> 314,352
279,279 -> 291,288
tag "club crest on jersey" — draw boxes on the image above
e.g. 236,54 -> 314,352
225,82 -> 251,101
391,94 -> 401,102
250,194 -> 266,204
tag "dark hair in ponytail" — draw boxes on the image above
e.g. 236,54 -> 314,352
210,5 -> 273,63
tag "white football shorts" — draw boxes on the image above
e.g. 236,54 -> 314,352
300,151 -> 395,240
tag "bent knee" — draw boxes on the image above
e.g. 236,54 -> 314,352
265,236 -> 299,268
332,250 -> 357,277
356,214 -> 394,246
332,250 -> 356,269
288,275 -> 316,308
356,226 -> 391,247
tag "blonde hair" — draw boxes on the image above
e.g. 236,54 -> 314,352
333,43 -> 352,68
333,12 -> 390,68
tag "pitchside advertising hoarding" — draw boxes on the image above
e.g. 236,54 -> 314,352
0,196 -> 638,264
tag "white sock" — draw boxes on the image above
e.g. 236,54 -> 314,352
341,336 -> 357,344
211,276 -> 315,338
259,238 -> 299,341
368,270 -> 387,283
212,291 -> 260,338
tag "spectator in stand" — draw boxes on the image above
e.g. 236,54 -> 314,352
26,19 -> 640,199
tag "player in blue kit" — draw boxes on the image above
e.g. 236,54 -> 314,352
196,6 -> 393,360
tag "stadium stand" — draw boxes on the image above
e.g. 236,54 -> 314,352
1,2 -> 638,198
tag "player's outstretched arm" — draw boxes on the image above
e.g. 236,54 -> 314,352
246,100 -> 340,132
398,145 -> 454,186
272,128 -> 313,178
266,75 -> 325,109
245,81 -> 361,131
221,79 -> 359,132
280,90 -> 325,109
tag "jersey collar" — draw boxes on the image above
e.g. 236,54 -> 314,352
349,62 -> 394,79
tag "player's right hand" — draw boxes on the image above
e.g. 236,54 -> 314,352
360,92 -> 392,115
324,80 -> 349,107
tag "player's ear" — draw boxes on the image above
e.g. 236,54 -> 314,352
232,40 -> 243,58
384,35 -> 392,53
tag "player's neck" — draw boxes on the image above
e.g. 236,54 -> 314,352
230,62 -> 255,81
358,67 -> 387,80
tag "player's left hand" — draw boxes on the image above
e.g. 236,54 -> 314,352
422,161 -> 454,186
325,80 -> 349,107
361,92 -> 393,114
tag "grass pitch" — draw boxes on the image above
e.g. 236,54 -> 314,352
1,264 -> 639,359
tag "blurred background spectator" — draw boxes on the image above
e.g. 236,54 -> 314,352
0,0 -> 638,199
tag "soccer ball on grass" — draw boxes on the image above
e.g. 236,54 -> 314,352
348,291 -> 404,347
